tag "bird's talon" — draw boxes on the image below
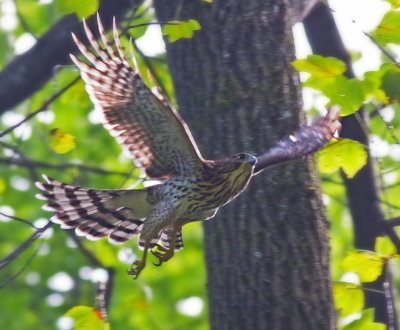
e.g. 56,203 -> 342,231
128,259 -> 145,279
153,260 -> 163,267
151,245 -> 174,265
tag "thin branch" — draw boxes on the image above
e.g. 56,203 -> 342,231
0,0 -> 138,112
68,231 -> 115,318
0,77 -> 80,138
0,141 -> 41,181
127,21 -> 181,30
0,247 -> 40,288
0,222 -> 53,270
0,157 -> 130,176
0,211 -> 36,229
381,220 -> 400,254
67,232 -> 104,268
385,217 -> 400,227
362,31 -> 399,65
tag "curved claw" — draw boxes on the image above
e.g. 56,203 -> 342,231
151,249 -> 164,266
127,259 -> 145,279
151,245 -> 173,267
152,259 -> 163,267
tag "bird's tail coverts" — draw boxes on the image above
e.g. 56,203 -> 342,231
35,175 -> 150,245
161,229 -> 184,251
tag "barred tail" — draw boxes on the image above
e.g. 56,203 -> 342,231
160,229 -> 184,251
35,175 -> 151,244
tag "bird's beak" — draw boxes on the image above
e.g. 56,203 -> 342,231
249,157 -> 257,166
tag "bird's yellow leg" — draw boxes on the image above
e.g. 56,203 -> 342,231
128,246 -> 149,279
151,228 -> 178,266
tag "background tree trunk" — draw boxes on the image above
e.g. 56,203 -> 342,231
304,3 -> 398,327
155,1 -> 335,329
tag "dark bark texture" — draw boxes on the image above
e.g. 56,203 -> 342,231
155,1 -> 335,329
304,3 -> 398,328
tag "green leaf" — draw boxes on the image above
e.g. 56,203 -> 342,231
162,20 -> 201,42
333,282 -> 364,317
381,69 -> 400,100
318,139 -> 367,178
370,10 -> 400,45
304,76 -> 365,116
385,0 -> 400,8
0,178 -> 6,196
66,306 -> 109,330
292,55 -> 346,78
342,308 -> 387,330
360,70 -> 388,103
56,0 -> 99,19
375,236 -> 397,256
342,251 -> 385,282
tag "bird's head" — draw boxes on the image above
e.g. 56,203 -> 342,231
207,153 -> 257,175
230,153 -> 257,166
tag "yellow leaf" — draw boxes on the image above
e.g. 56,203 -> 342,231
333,281 -> 364,316
0,178 -> 6,195
66,306 -> 108,330
162,20 -> 201,42
292,55 -> 346,78
318,138 -> 367,178
49,128 -> 76,154
342,250 -> 385,282
375,236 -> 397,257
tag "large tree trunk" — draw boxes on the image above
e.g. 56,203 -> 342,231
155,1 -> 335,329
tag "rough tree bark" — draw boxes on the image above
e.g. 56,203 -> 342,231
155,1 -> 335,329
304,3 -> 398,328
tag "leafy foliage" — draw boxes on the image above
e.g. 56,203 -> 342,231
292,55 -> 347,78
370,10 -> 400,45
162,20 -> 201,42
333,282 -> 364,317
49,128 -> 77,154
66,306 -> 109,330
1,1 -> 400,329
0,2 -> 207,329
342,250 -> 385,283
318,139 -> 367,178
55,0 -> 99,19
342,309 -> 386,330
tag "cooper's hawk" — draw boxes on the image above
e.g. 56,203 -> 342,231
36,16 -> 340,278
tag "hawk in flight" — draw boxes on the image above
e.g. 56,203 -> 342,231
36,16 -> 340,278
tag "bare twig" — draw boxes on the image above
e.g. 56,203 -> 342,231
0,157 -> 130,176
0,247 -> 40,288
0,77 -> 80,138
0,222 -> 53,270
68,231 -> 115,319
0,211 -> 36,229
381,221 -> 400,254
0,0 -> 138,112
362,31 -> 398,65
67,232 -> 104,268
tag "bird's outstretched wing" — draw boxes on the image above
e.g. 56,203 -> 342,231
70,15 -> 204,179
254,108 -> 341,173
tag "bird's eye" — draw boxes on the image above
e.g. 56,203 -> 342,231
236,154 -> 246,161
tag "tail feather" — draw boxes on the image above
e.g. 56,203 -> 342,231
138,231 -> 162,250
160,228 -> 184,251
36,175 -> 154,245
